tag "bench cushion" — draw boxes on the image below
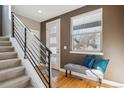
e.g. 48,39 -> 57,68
64,63 -> 88,74
86,69 -> 104,79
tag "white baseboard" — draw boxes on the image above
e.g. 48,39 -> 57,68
59,68 -> 124,88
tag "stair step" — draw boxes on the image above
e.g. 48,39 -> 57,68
0,37 -> 33,88
0,66 -> 25,82
0,52 -> 17,60
0,58 -> 21,70
0,37 -> 9,41
0,46 -> 14,52
0,76 -> 30,88
0,41 -> 11,46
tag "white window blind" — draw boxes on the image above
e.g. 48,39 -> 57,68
70,8 -> 103,54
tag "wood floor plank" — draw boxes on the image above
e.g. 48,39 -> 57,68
51,70 -> 112,88
37,66 -> 112,88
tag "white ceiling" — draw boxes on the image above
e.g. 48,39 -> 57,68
12,5 -> 84,22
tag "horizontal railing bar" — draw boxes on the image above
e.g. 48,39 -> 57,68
14,21 -> 25,33
26,47 -> 49,84
27,43 -> 47,65
14,36 -> 24,52
14,33 -> 24,51
26,31 -> 48,54
26,47 -> 41,66
12,12 -> 51,88
16,28 -> 47,66
29,41 -> 48,64
13,13 -> 51,58
26,46 -> 47,70
14,30 -> 24,45
14,30 -> 25,45
14,25 -> 49,86
31,39 -> 49,57
14,18 -> 25,30
27,48 -> 42,68
30,41 -> 47,57
26,28 -> 52,54
26,43 -> 43,65
14,26 -> 25,39
26,51 -> 49,88
33,33 -> 52,54
26,32 -> 49,58
12,12 -> 51,53
12,13 -> 26,28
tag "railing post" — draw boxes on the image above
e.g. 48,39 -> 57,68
24,28 -> 27,59
48,52 -> 51,88
11,12 -> 14,37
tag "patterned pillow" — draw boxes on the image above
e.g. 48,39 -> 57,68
93,59 -> 109,73
82,55 -> 95,68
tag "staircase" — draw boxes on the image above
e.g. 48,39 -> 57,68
0,12 -> 52,88
0,36 -> 33,88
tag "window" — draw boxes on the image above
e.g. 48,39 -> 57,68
70,8 -> 103,55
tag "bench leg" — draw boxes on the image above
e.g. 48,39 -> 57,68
98,78 -> 102,88
65,70 -> 68,77
69,70 -> 71,75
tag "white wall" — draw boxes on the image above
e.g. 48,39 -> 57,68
15,14 -> 41,39
31,29 -> 40,39
2,5 -> 12,36
2,5 -> 41,37
10,37 -> 46,88
16,14 -> 40,31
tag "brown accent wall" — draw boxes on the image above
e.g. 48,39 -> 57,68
41,5 -> 124,84
0,5 -> 2,36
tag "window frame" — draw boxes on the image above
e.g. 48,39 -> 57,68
70,8 -> 103,55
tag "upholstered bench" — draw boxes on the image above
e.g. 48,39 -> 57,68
64,63 -> 89,77
64,55 -> 109,87
64,63 -> 104,78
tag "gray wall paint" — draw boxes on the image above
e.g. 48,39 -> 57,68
16,14 -> 40,31
2,5 -> 12,36
0,6 -> 2,36
41,5 -> 124,84
2,5 -> 40,36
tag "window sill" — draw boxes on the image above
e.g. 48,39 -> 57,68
70,51 -> 104,55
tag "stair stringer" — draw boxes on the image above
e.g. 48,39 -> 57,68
10,37 -> 46,88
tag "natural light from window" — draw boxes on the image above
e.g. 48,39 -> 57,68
70,8 -> 103,55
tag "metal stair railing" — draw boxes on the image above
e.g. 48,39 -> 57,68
11,12 -> 52,88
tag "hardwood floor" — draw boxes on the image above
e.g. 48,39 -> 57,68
37,66 -> 112,88
51,70 -> 112,88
